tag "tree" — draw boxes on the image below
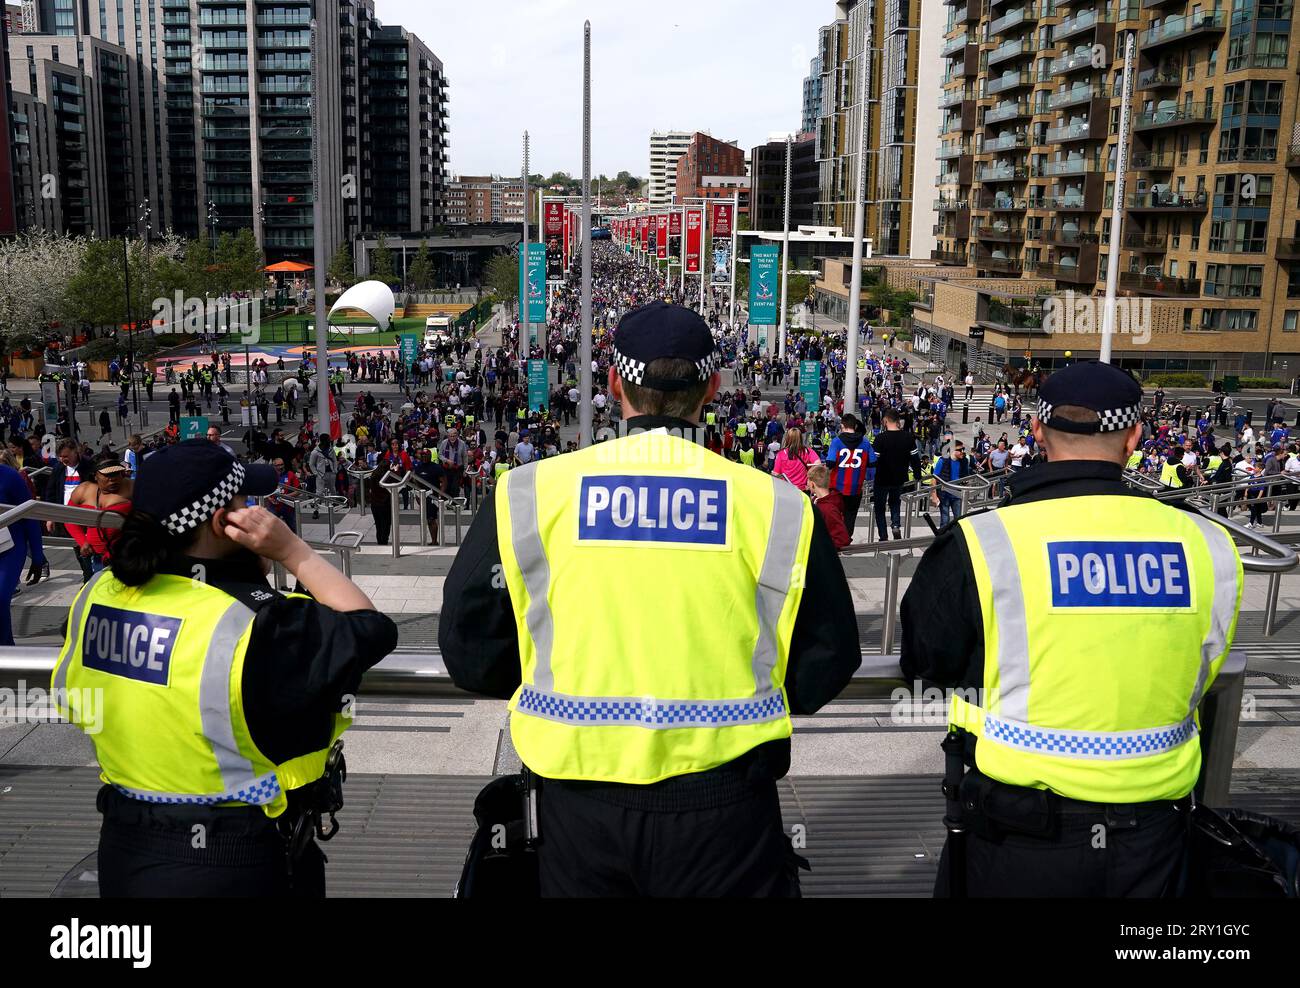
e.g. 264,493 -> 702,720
328,241 -> 356,290
225,228 -> 263,293
371,235 -> 396,285
181,237 -> 216,300
407,239 -> 434,291
0,233 -> 87,352
483,250 -> 519,303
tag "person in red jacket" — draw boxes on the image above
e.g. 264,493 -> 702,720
806,464 -> 851,552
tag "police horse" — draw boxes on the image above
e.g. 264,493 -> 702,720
1002,364 -> 1046,398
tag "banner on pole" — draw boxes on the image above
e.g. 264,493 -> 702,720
399,333 -> 420,367
669,210 -> 682,260
711,203 -> 734,285
639,216 -> 650,252
544,201 -> 563,280
519,243 -> 547,324
800,361 -> 821,411
528,359 -> 550,413
656,214 -> 669,260
685,208 -> 703,274
749,244 -> 780,325
711,202 -> 733,240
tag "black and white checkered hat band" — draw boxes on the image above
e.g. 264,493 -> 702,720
161,461 -> 245,535
613,349 -> 647,385
1037,399 -> 1141,433
613,347 -> 719,385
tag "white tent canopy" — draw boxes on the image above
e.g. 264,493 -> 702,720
328,280 -> 396,328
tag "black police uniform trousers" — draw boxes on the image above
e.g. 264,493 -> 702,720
96,786 -> 325,898
933,771 -> 1186,898
536,774 -> 801,898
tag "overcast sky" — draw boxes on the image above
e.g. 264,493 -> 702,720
383,0 -> 829,178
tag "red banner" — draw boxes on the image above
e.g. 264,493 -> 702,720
327,388 -> 341,441
685,208 -> 703,273
669,210 -> 682,237
640,215 -> 650,251
562,206 -> 571,272
711,202 -> 733,240
656,214 -> 669,260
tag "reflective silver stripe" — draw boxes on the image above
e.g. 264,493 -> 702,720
1184,514 -> 1243,719
751,480 -> 807,693
963,512 -> 1031,721
516,685 -> 787,729
982,711 -> 1197,761
197,599 -> 261,795
506,462 -> 555,691
52,571 -> 108,698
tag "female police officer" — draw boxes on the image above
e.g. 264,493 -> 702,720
52,440 -> 398,897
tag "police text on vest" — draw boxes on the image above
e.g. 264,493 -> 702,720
579,475 -> 729,547
1048,541 -> 1192,608
82,606 -> 182,686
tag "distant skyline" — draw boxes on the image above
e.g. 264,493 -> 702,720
385,0 -> 829,177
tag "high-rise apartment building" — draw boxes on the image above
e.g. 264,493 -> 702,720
673,132 -> 745,205
750,134 -> 819,231
810,0 -> 940,255
0,10 -> 14,235
648,129 -> 694,206
444,174 -> 527,225
7,0 -> 447,263
930,0 -> 1300,373
802,54 -> 824,135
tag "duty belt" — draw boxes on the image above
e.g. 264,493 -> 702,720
277,739 -> 347,876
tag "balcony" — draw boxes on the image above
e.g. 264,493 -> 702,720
1123,233 -> 1168,251
986,101 -> 1031,125
1055,8 -> 1106,41
975,224 -> 1026,242
989,5 -> 1041,34
1035,157 -> 1094,177
972,249 -> 1024,274
1037,227 -> 1100,246
940,87 -> 975,108
932,249 -> 970,265
976,196 -> 1030,211
1046,117 -> 1105,142
1050,48 -> 1097,76
937,142 -> 973,160
934,198 -> 970,211
1036,258 -> 1099,284
987,70 -> 1034,95
942,33 -> 977,57
1137,65 -> 1182,90
982,132 -> 1028,153
1288,146 -> 1300,169
1126,189 -> 1208,212
977,163 -> 1029,182
1051,174 -> 1105,211
1119,271 -> 1201,296
1277,239 -> 1300,262
1049,85 -> 1105,110
1133,102 -> 1215,131
1141,11 -> 1225,51
983,298 -> 1049,333
988,39 -> 1031,67
1130,150 -> 1178,170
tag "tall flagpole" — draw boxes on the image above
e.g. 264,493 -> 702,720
579,22 -> 594,447
1101,33 -> 1135,365
728,189 -> 738,328
680,205 -> 686,299
310,17 -> 329,439
843,23 -> 871,413
520,132 -> 531,364
777,133 -> 793,360
698,200 -> 707,313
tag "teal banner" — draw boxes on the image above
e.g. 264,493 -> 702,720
179,416 -> 210,442
749,244 -> 780,326
519,243 -> 547,325
528,359 -> 550,413
800,361 -> 821,412
399,333 -> 420,367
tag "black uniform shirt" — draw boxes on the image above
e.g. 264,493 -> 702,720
438,416 -> 861,802
900,459 -> 1150,694
163,553 -> 398,766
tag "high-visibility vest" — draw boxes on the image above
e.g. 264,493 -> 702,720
1126,451 -> 1143,471
1161,462 -> 1185,489
950,498 -> 1242,803
496,429 -> 814,784
52,574 -> 346,817
738,447 -> 755,467
1207,456 -> 1223,474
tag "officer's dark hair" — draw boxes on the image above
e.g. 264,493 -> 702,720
619,358 -> 712,420
111,511 -> 199,587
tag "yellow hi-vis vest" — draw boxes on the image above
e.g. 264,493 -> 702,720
1126,451 -> 1143,471
497,429 -> 814,784
52,572 -> 347,818
950,497 -> 1242,803
1161,462 -> 1185,489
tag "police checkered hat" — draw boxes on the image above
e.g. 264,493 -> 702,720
1035,361 -> 1143,435
613,302 -> 722,392
133,440 -> 279,536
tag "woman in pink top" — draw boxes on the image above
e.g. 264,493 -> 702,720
772,428 -> 820,488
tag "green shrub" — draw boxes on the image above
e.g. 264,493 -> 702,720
1238,378 -> 1285,389
1143,372 -> 1208,388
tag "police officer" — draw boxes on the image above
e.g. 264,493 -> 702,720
439,303 -> 860,897
900,362 -> 1243,897
52,440 -> 398,897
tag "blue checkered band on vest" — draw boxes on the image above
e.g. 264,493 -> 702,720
112,770 -> 282,806
981,712 -> 1197,760
515,686 -> 787,729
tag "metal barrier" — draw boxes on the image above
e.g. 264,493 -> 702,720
0,647 -> 1249,804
